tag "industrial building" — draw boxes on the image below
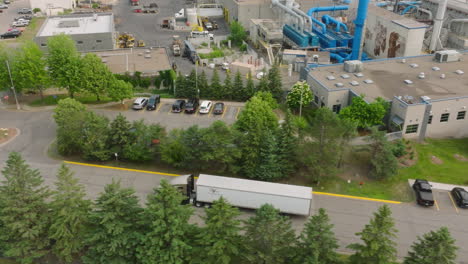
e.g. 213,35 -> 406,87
304,51 -> 467,139
35,13 -> 115,52
218,0 -> 275,26
29,0 -> 75,16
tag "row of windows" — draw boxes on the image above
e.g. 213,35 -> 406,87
406,111 -> 466,134
428,111 -> 466,124
40,39 -> 102,47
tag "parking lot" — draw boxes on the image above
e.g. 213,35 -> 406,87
431,189 -> 468,215
96,99 -> 244,130
0,0 -> 31,34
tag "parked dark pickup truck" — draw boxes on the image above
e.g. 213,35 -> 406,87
412,179 -> 435,206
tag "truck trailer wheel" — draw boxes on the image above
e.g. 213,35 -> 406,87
195,201 -> 204,207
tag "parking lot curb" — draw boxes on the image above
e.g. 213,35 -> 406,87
314,191 -> 402,204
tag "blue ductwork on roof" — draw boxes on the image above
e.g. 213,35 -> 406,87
350,0 -> 370,60
322,14 -> 349,32
401,5 -> 418,15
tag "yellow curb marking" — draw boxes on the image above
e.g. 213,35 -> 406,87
64,161 -> 180,177
314,191 -> 401,204
448,192 -> 459,214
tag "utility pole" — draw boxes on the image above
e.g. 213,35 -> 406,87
299,88 -> 303,118
5,60 -> 20,110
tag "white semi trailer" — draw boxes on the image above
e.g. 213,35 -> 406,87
170,174 -> 313,216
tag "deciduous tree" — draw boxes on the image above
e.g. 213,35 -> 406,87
123,120 -> 166,162
366,127 -> 398,179
296,208 -> 340,264
404,227 -> 457,264
107,78 -> 133,104
49,164 -> 91,263
47,34 -> 82,98
228,21 -> 247,46
0,152 -> 51,264
108,113 -> 132,154
81,111 -> 111,161
83,180 -> 143,264
339,95 -> 387,129
286,81 -> 313,111
80,53 -> 113,101
244,204 -> 296,264
136,180 -> 194,264
348,205 -> 397,264
53,98 -> 87,155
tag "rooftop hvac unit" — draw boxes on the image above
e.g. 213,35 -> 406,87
434,50 -> 461,63
344,60 -> 363,73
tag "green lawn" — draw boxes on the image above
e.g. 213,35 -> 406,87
319,138 -> 468,202
0,259 -> 18,264
29,94 -> 114,106
17,17 -> 46,42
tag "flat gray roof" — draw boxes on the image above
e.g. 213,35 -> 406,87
37,13 -> 113,37
197,174 -> 313,199
368,5 -> 428,29
90,48 -> 171,75
424,0 -> 468,13
308,52 -> 468,102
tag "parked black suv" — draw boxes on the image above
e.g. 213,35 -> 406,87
1,30 -> 21,39
146,94 -> 161,111
412,179 -> 434,207
451,187 -> 468,208
185,98 -> 199,113
172,99 -> 186,113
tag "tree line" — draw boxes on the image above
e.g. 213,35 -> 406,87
0,152 -> 458,264
0,35 -> 133,104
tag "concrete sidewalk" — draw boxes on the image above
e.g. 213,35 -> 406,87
408,179 -> 468,191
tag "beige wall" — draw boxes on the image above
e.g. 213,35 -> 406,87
426,98 -> 468,138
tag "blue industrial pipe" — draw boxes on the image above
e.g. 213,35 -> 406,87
376,2 -> 388,7
342,0 -> 351,3
322,14 -> 349,32
396,1 -> 420,5
311,17 -> 327,33
306,5 -> 349,16
330,53 -> 346,63
401,5 -> 418,15
350,0 -> 371,60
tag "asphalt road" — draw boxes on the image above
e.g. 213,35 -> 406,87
1,107 -> 468,263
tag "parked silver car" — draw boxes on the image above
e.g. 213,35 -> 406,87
132,97 -> 148,110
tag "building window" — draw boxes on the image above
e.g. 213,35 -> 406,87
96,40 -> 102,43
77,41 -> 83,44
314,95 -> 319,104
40,43 -> 47,47
457,111 -> 466,120
332,104 -> 341,113
440,113 -> 450,122
428,115 -> 433,124
405,124 -> 419,134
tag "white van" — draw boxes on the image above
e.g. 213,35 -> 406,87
190,31 -> 214,40
199,100 -> 212,114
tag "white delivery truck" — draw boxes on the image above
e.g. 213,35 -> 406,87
170,174 -> 313,216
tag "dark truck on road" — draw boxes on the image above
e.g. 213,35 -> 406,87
412,179 -> 435,206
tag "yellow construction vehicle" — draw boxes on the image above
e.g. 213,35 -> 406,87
137,40 -> 146,47
117,33 -> 136,48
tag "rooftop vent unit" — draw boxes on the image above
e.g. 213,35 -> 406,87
58,20 -> 79,28
440,74 -> 446,79
410,63 -> 419,68
404,80 -> 413,84
363,79 -> 374,84
455,70 -> 464,75
326,75 -> 336,80
421,96 -> 431,103
93,13 -> 98,21
341,74 -> 350,79
354,73 -> 364,77
349,81 -> 359,86
335,82 -> 344,88
344,60 -> 363,73
418,72 -> 425,79
434,50 -> 461,63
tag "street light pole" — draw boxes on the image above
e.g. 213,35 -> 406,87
5,60 -> 20,110
299,86 -> 303,118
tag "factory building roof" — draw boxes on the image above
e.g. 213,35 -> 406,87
367,5 -> 428,29
37,13 -> 114,37
424,0 -> 468,13
308,52 -> 468,103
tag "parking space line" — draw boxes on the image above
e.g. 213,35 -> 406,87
155,103 -> 163,113
448,192 -> 459,214
221,107 -> 227,118
235,107 -> 240,120
434,199 -> 440,211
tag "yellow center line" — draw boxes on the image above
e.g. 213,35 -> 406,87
235,107 -> 240,120
313,191 -> 401,204
64,161 -> 181,177
448,192 -> 459,214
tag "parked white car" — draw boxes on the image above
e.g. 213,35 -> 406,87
132,97 -> 148,110
199,100 -> 212,114
12,21 -> 28,27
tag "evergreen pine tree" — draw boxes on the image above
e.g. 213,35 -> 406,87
49,164 -> 91,263
267,63 -> 283,99
367,128 -> 398,179
348,205 -> 398,264
277,110 -> 298,176
252,130 -> 282,181
256,71 -> 269,92
108,113 -> 132,154
244,72 -> 256,101
198,70 -> 209,98
223,72 -> 233,100
211,69 -> 222,99
0,152 -> 51,264
186,69 -> 197,98
232,70 -> 244,101
244,204 -> 296,264
297,208 -> 340,264
136,180 -> 194,264
83,180 -> 143,264
175,72 -> 187,97
194,198 -> 242,264
404,227 -> 458,264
